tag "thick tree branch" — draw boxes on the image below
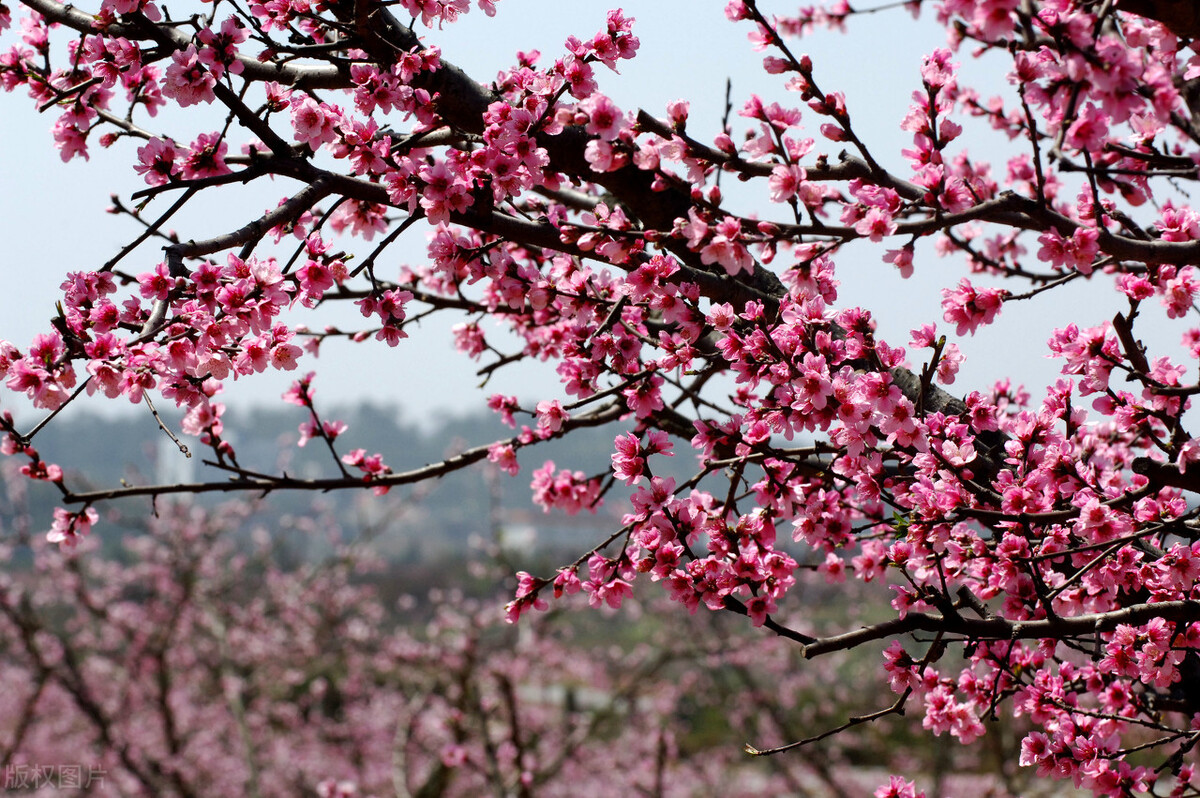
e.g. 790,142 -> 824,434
802,600 -> 1200,659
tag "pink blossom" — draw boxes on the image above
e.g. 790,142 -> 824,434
51,117 -> 88,162
487,442 -> 519,475
291,97 -> 341,148
196,16 -> 247,80
883,245 -> 915,278
611,433 -> 644,484
1036,227 -> 1100,274
530,460 -> 601,514
579,94 -> 626,141
1162,267 -> 1198,319
935,342 -> 963,384
161,46 -> 216,107
180,132 -> 230,179
1065,103 -> 1109,152
920,48 -> 957,89
1157,203 -> 1200,242
854,206 -> 897,242
504,571 -> 548,623
941,278 -> 1005,335
874,776 -> 925,798
269,342 -> 302,370
133,137 -> 180,185
534,399 -> 569,435
296,260 -> 336,306
768,163 -> 806,202
47,506 -> 99,547
138,262 -> 176,301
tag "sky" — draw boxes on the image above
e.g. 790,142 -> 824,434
0,1 -> 1179,429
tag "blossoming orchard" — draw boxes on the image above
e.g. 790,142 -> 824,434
4,0 -> 1200,793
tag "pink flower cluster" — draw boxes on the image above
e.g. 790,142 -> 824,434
530,461 -> 602,514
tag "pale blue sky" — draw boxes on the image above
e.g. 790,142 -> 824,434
0,2 -> 1166,426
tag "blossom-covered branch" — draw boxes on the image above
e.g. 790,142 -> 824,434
6,0 -> 1200,793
